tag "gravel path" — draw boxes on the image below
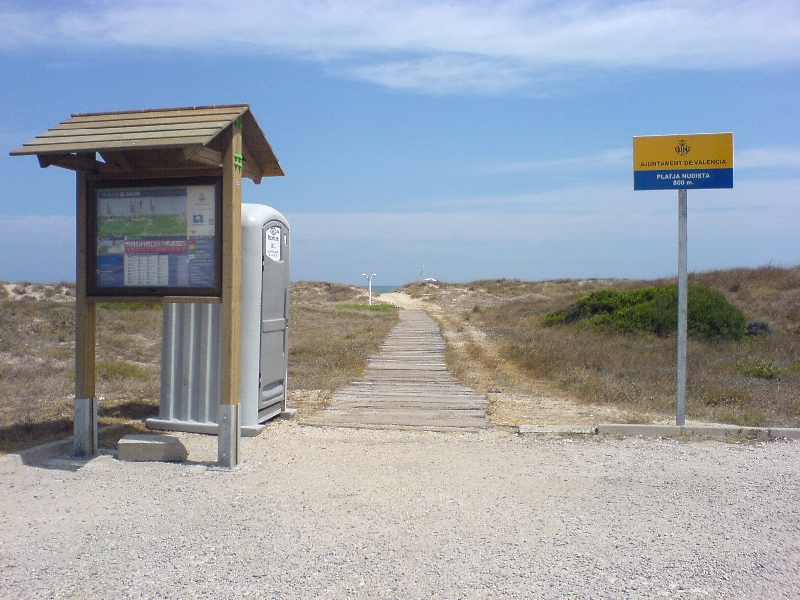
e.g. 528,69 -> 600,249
2,424 -> 798,599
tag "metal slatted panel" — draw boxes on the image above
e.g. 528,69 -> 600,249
158,302 -> 221,429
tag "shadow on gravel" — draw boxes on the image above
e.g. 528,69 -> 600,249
100,400 -> 159,422
1,400 -> 157,455
0,418 -> 72,454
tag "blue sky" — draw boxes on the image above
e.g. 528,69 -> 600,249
1,0 -> 798,285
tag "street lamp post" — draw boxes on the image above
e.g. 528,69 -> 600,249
362,273 -> 377,305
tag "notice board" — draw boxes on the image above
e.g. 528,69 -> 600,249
87,177 -> 222,297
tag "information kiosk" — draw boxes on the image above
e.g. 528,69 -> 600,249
11,105 -> 285,467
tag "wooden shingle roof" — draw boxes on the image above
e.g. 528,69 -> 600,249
10,104 -> 283,182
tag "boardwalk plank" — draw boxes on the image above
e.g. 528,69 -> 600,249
302,309 -> 489,430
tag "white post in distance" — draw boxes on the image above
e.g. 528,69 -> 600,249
362,273 -> 377,305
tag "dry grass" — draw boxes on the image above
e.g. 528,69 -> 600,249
4,267 -> 794,452
288,282 -> 400,417
0,285 -> 162,454
0,281 -> 399,453
402,266 -> 800,427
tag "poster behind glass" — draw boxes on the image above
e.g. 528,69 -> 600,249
90,179 -> 221,297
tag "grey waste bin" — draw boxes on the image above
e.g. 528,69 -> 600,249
146,204 -> 290,436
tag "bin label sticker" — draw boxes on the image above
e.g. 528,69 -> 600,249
265,226 -> 282,262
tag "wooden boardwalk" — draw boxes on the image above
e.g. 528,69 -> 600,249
302,309 -> 490,430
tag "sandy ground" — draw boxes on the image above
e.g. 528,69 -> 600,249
1,282 -> 74,303
2,423 -> 799,599
379,292 -> 670,428
3,291 -> 799,598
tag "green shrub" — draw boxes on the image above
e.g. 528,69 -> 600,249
96,360 -> 150,381
336,303 -> 399,313
98,301 -> 162,311
737,359 -> 780,380
542,284 -> 746,341
686,285 -> 747,340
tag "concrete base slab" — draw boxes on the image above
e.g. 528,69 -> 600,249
278,408 -> 298,420
117,434 -> 188,462
596,423 -> 800,440
303,422 -> 490,433
518,425 -> 598,436
0,424 -> 129,474
44,456 -> 104,472
145,417 -> 265,437
0,454 -> 23,475
517,423 -> 800,440
0,437 -> 74,474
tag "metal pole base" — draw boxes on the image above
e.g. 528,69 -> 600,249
74,396 -> 98,457
218,404 -> 241,468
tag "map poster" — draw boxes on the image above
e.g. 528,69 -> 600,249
93,181 -> 219,293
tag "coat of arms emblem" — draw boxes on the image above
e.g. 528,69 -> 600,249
675,139 -> 691,156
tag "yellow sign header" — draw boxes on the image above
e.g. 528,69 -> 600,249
633,133 -> 733,172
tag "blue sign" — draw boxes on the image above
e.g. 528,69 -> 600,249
634,168 -> 733,191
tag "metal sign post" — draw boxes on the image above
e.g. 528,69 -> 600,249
633,133 -> 733,426
677,189 -> 688,426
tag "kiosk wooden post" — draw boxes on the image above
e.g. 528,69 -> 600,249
11,105 -> 284,466
75,171 -> 98,456
218,122 -> 244,467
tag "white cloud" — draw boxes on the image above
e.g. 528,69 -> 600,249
287,177 -> 800,246
737,145 -> 800,169
285,174 -> 799,279
0,215 -> 76,282
0,214 -> 75,244
477,144 -> 800,179
2,175 -> 796,284
2,1 -> 798,94
482,147 -> 632,175
343,55 -> 531,95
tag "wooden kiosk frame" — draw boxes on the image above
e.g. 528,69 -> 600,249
11,105 -> 284,468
